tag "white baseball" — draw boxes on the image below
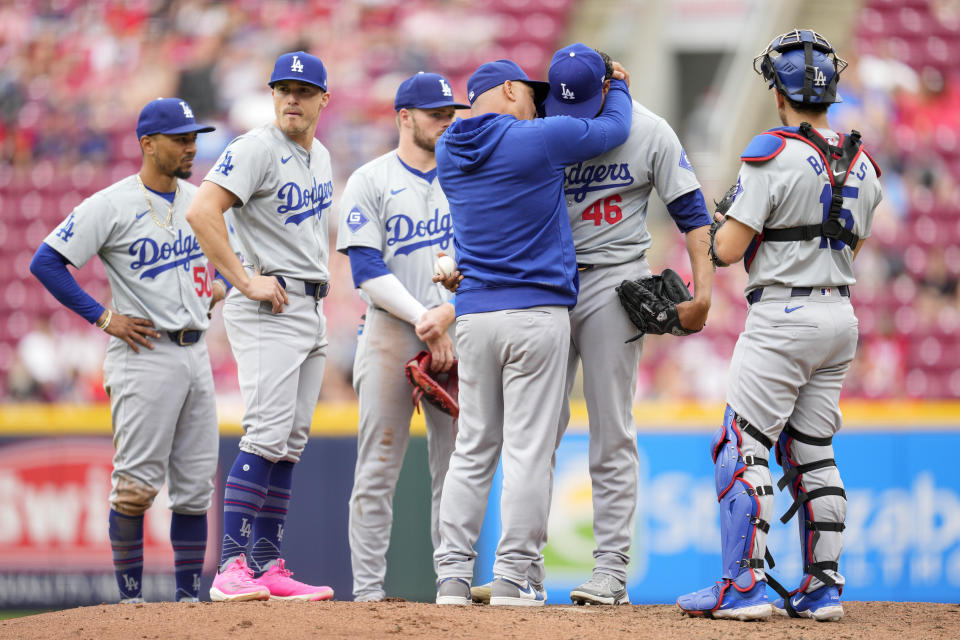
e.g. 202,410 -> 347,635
434,255 -> 457,278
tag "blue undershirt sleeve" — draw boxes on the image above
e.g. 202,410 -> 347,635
542,79 -> 633,167
213,269 -> 233,292
666,189 -> 712,233
29,242 -> 105,324
347,246 -> 391,288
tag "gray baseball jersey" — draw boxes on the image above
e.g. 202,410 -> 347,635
725,128 -> 881,291
204,123 -> 333,463
205,123 -> 334,281
336,150 -> 454,306
337,151 -> 456,601
565,100 -> 701,265
45,173 -> 218,514
723,128 -> 882,594
543,102 -> 704,587
45,176 -> 212,331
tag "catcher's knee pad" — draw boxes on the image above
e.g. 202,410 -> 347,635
111,475 -> 159,516
712,406 -> 775,588
776,423 -> 846,592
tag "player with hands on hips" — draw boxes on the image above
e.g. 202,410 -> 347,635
186,51 -> 336,602
432,57 -> 632,607
337,71 -> 468,602
676,29 -> 882,622
30,98 -> 223,603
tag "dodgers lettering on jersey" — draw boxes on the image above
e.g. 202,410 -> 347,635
725,128 -> 883,291
43,176 -> 212,331
336,150 -> 453,308
129,229 -> 203,279
204,124 -> 333,282
563,100 -> 700,266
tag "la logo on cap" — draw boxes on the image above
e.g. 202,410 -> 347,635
291,55 -> 304,73
180,101 -> 194,118
440,78 -> 453,97
560,83 -> 575,100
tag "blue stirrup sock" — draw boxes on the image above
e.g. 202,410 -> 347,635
220,451 -> 273,570
251,460 -> 295,573
171,512 -> 207,601
109,509 -> 144,601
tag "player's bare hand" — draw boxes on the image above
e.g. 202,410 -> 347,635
432,252 -> 463,293
611,61 -> 630,87
242,272 -> 289,313
424,333 -> 455,373
207,279 -> 227,318
106,314 -> 161,354
415,303 -> 455,343
676,297 -> 710,332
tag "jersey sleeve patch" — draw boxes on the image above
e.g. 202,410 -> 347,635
346,205 -> 369,233
678,148 -> 694,172
740,133 -> 786,162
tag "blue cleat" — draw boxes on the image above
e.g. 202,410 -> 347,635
677,580 -> 772,621
772,585 -> 843,622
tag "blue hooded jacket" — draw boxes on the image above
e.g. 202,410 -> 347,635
436,79 -> 633,316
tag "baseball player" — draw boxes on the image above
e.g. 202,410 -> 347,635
432,58 -> 633,607
29,98 -> 222,603
338,72 -> 468,602
469,44 -> 714,607
676,29 -> 882,621
186,51 -> 335,602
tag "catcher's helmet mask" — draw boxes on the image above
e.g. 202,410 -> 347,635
753,29 -> 847,105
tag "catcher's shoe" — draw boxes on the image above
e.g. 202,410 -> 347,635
489,577 -> 546,607
436,577 -> 471,605
210,554 -> 270,602
471,581 -> 492,604
570,572 -> 630,605
254,558 -> 334,601
772,585 -> 843,622
119,597 -> 145,604
677,580 -> 771,621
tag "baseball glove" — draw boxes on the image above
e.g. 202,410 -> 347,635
616,268 -> 698,342
404,351 -> 459,419
709,182 -> 740,268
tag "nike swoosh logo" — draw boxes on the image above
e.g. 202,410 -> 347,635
281,155 -> 292,164
785,305 -> 804,313
135,209 -> 150,220
390,187 -> 406,195
792,594 -> 805,607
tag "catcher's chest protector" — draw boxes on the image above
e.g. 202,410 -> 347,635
741,123 -> 881,250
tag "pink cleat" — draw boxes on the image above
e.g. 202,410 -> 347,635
210,554 -> 270,602
254,558 -> 334,601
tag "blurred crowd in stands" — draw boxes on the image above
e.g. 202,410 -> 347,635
1,0 -> 957,405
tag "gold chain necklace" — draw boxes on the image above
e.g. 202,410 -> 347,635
136,175 -> 179,231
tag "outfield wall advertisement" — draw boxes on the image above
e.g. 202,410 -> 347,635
0,402 -> 958,607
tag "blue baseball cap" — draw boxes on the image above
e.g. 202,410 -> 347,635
544,44 -> 607,118
466,59 -> 550,106
395,72 -> 469,110
269,51 -> 327,91
136,98 -> 215,138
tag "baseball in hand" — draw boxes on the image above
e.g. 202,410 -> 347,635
434,255 -> 457,278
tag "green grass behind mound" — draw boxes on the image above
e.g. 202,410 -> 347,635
0,610 -> 54,619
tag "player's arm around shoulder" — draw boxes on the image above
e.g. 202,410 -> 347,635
541,78 -> 633,167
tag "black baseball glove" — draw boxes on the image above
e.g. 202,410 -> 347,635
616,268 -> 698,342
709,182 -> 739,268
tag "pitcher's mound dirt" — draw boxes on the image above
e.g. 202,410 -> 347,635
1,600 -> 958,640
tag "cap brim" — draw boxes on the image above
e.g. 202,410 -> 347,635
543,91 -> 603,118
142,124 -> 216,136
520,80 -> 551,106
269,76 -> 326,90
398,100 -> 471,110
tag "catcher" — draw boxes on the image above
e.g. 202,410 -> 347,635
336,72 -> 466,602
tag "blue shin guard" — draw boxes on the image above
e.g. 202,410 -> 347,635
677,406 -> 774,619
